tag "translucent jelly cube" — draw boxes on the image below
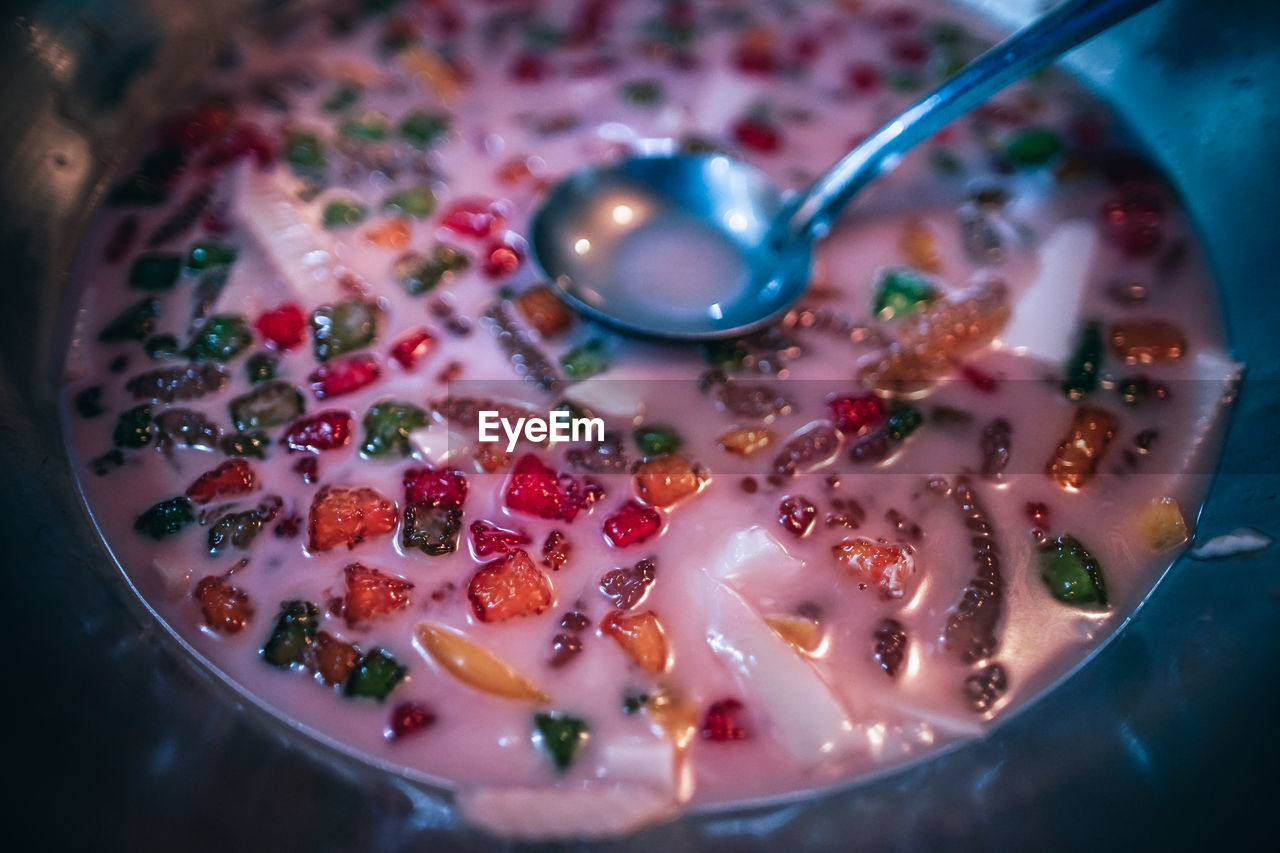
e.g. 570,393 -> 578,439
1135,496 -> 1189,551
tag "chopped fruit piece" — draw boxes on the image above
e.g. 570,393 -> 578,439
633,454 -> 700,508
309,353 -> 382,399
388,702 -> 437,740
515,285 -> 573,337
1108,321 -> 1187,364
633,424 -> 682,456
404,465 -> 468,509
221,431 -> 269,458
899,220 -> 941,272
344,648 -> 407,701
394,244 -> 470,295
207,497 -> 282,553
307,485 -> 398,552
133,497 -> 193,539
1063,320 -> 1104,400
185,241 -> 237,271
765,615 -> 822,654
403,502 -> 462,555
886,404 -> 923,441
468,550 -> 554,623
872,618 -> 908,677
342,563 -> 414,625
717,426 -> 773,456
185,458 -> 257,504
229,381 -> 305,431
1046,406 -> 1118,490
283,410 -> 353,453
415,622 -> 549,702
873,267 -> 940,321
829,394 -> 885,437
700,699 -> 749,741
361,401 -> 429,457
542,529 -> 570,571
599,558 -> 656,609
560,339 -> 609,378
384,186 -> 436,219
99,297 -> 160,342
1038,534 -> 1108,607
322,198 -> 367,228
261,600 -> 319,668
310,630 -> 360,685
283,129 -> 326,175
399,110 -> 449,147
245,352 -> 278,384
254,304 -> 307,350
1136,497 -> 1189,551
390,327 -> 435,369
1006,128 -> 1063,168
504,454 -> 596,521
831,537 -> 916,599
603,500 -> 662,548
600,610 -> 669,673
311,300 -> 382,362
777,496 -> 816,538
469,519 -> 531,558
533,712 -> 589,772
184,315 -> 252,362
128,253 -> 182,290
113,404 -> 154,448
194,575 -> 253,634
440,199 -> 506,239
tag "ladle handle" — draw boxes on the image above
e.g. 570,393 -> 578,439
780,0 -> 1162,245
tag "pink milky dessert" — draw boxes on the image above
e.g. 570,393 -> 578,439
59,0 -> 1239,839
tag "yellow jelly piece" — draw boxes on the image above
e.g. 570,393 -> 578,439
415,622 -> 548,702
899,219 -> 941,272
717,427 -> 774,456
1136,497 -> 1189,551
764,614 -> 823,654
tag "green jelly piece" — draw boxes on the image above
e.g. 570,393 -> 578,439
560,339 -> 609,379
229,381 -> 305,431
383,186 -> 436,219
887,70 -> 923,93
73,386 -> 104,419
361,401 -> 429,457
261,600 -> 320,668
221,431 -> 270,458
887,405 -> 923,441
403,503 -> 462,556
245,352 -> 279,384
322,198 -> 368,229
533,712 -> 589,771
929,147 -> 963,175
185,314 -> 253,363
1116,376 -> 1163,407
399,111 -> 450,147
186,241 -> 237,271
284,130 -> 327,175
344,648 -> 406,700
99,298 -> 160,343
128,254 -> 182,291
873,267 -> 939,321
208,510 -> 264,553
133,497 -> 193,539
551,399 -> 595,423
311,300 -> 382,361
634,424 -> 682,456
113,405 -> 153,449
1007,128 -> 1063,168
1062,320 -> 1103,400
323,84 -> 361,113
144,333 -> 180,360
1038,534 -> 1108,607
339,111 -> 390,142
395,245 -> 470,296
622,79 -> 663,105
702,338 -> 746,371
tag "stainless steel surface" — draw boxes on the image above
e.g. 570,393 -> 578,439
5,1 -> 1279,849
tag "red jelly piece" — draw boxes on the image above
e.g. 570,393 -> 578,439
602,500 -> 661,548
255,304 -> 307,351
732,117 -> 781,154
309,353 -> 381,399
440,199 -> 507,240
469,519 -> 532,558
1101,189 -> 1164,258
185,459 -> 256,504
343,563 -> 414,625
700,698 -> 749,741
294,456 -> 318,484
509,53 -> 548,83
390,327 -> 436,370
733,44 -> 778,75
404,465 -> 469,510
284,410 -> 353,453
846,62 -> 881,93
201,123 -> 275,170
829,394 -> 885,436
889,36 -> 929,66
388,701 -> 436,740
504,454 -> 577,521
481,236 -> 525,279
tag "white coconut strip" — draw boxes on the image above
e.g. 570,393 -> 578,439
999,219 -> 1097,363
456,784 -> 678,840
562,378 -> 646,419
1190,527 -> 1272,561
707,526 -> 804,588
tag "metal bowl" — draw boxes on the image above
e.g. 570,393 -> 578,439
5,0 -> 1278,847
